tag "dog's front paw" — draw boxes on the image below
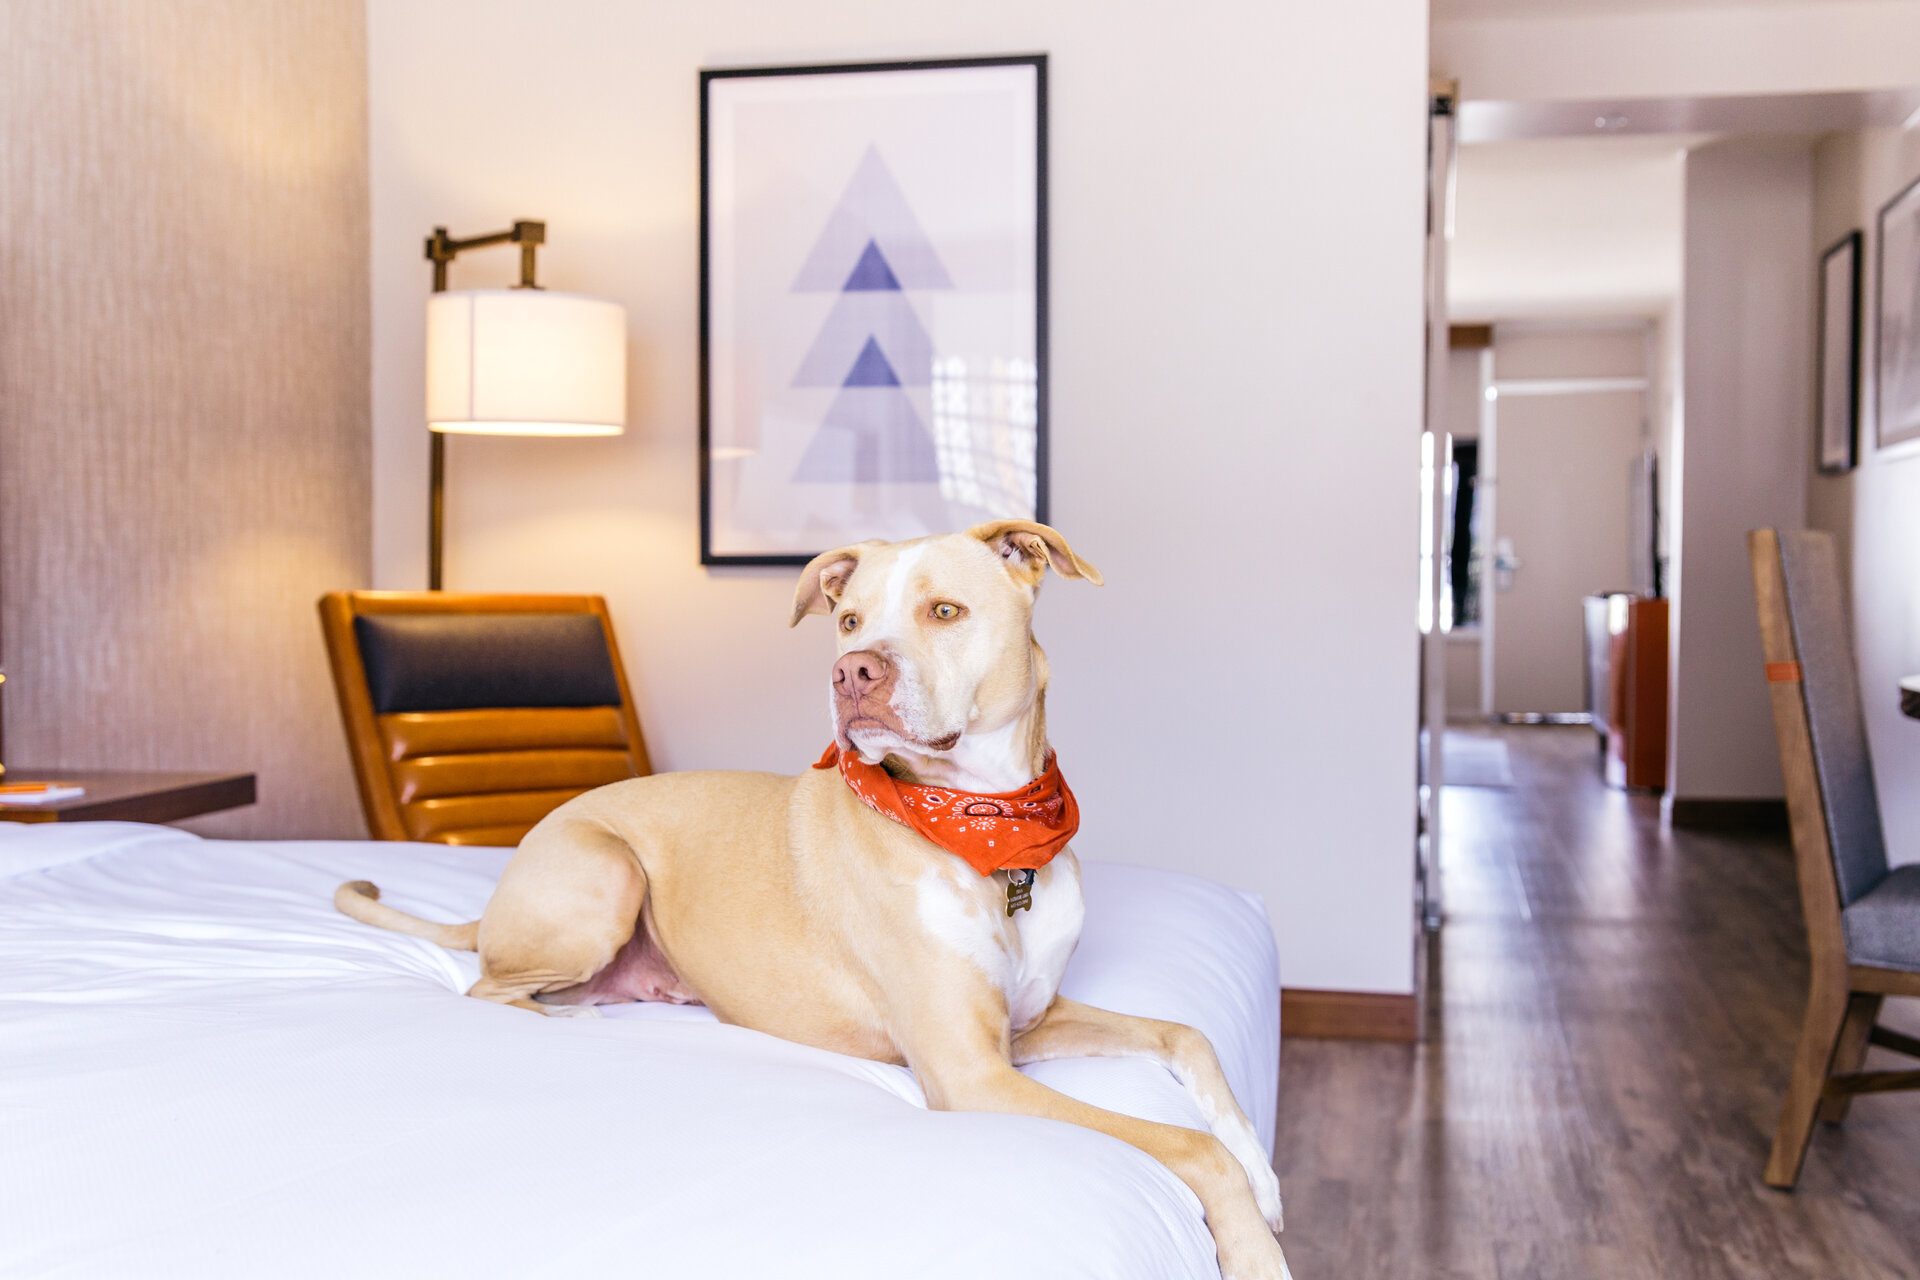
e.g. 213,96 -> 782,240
1219,1238 -> 1293,1280
1249,1164 -> 1284,1234
1214,1198 -> 1293,1280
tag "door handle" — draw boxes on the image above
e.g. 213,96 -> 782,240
1494,537 -> 1521,592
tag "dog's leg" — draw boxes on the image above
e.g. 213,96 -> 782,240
907,1011 -> 1290,1280
467,817 -> 646,1018
1012,998 -> 1283,1232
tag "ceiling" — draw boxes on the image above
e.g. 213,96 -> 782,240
1434,0 -> 1864,19
1445,85 -> 1920,318
1447,135 -> 1689,322
1436,3 -> 1920,321
1458,88 -> 1920,143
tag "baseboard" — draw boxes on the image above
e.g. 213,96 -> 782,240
1666,797 -> 1789,832
1281,987 -> 1418,1042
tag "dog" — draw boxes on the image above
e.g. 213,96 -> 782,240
335,520 -> 1291,1279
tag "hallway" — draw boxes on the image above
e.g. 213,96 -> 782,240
1274,725 -> 1920,1278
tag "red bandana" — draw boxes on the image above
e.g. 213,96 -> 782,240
813,744 -> 1079,876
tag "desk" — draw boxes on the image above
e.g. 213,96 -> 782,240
0,770 -> 255,824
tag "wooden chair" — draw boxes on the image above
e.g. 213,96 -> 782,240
1748,530 -> 1920,1189
319,592 -> 651,846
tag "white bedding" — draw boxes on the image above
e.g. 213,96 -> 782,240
0,822 -> 1278,1279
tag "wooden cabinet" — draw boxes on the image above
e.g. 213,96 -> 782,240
1605,598 -> 1669,791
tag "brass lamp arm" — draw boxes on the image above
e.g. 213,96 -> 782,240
425,220 -> 546,292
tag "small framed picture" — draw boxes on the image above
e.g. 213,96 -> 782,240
1876,173 -> 1920,450
1817,231 -> 1861,473
699,55 -> 1048,565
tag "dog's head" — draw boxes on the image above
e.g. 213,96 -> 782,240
789,521 -> 1102,764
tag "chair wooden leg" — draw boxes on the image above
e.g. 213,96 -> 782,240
1764,973 -> 1852,1189
1815,993 -> 1883,1125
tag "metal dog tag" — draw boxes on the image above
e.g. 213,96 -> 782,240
1006,869 -> 1036,916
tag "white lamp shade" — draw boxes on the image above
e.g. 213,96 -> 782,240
426,289 -> 626,436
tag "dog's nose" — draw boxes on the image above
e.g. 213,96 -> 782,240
833,650 -> 891,700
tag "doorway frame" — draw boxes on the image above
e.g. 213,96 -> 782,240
1473,319 -> 1657,721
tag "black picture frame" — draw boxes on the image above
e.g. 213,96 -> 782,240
1876,172 -> 1920,451
698,54 -> 1049,566
1816,230 -> 1862,474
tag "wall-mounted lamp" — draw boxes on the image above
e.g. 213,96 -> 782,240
422,220 -> 627,589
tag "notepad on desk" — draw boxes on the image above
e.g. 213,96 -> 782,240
0,783 -> 86,806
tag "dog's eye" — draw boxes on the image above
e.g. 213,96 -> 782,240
839,612 -> 859,633
930,602 -> 964,621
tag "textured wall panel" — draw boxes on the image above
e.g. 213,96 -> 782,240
0,0 -> 372,837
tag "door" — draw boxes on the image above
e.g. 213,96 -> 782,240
1491,385 -> 1643,715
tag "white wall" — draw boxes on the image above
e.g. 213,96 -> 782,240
1434,0 -> 1920,101
1668,139 -> 1814,800
366,0 -> 1429,994
1808,125 -> 1920,866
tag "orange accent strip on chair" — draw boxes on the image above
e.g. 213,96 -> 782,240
1766,661 -> 1803,684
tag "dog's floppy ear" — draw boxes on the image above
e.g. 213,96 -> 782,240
789,543 -> 868,626
968,520 -> 1104,587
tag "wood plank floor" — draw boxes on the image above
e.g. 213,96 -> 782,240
1273,725 -> 1920,1279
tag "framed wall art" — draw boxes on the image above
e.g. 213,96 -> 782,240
699,55 -> 1047,565
1877,173 -> 1920,450
1816,230 -> 1861,473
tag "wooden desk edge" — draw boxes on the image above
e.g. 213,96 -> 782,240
0,774 -> 256,824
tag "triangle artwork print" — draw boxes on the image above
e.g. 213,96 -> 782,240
790,145 -> 954,292
790,146 -> 949,485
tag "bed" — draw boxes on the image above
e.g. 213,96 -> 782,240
0,821 -> 1279,1278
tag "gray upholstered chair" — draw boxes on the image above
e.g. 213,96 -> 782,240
1748,529 -> 1920,1189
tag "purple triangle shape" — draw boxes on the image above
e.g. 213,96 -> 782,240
790,292 -> 934,388
792,146 -> 954,292
843,337 -> 901,387
843,240 -> 902,291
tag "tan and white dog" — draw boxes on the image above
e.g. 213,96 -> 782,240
335,520 -> 1291,1280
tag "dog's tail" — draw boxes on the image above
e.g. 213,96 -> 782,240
333,881 -> 480,951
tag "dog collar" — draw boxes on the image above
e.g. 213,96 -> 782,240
813,744 -> 1079,902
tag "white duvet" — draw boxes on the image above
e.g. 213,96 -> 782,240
0,822 -> 1278,1279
